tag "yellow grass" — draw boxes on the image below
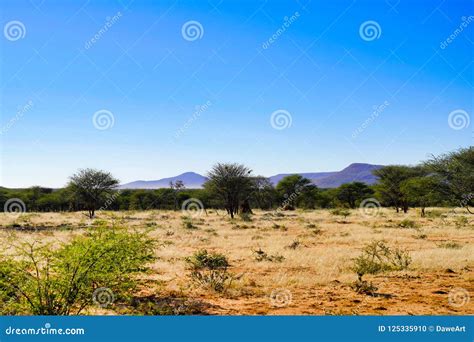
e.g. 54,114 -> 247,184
0,207 -> 473,315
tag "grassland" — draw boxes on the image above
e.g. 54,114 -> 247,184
0,207 -> 473,315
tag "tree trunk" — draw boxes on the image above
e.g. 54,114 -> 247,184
240,199 -> 253,214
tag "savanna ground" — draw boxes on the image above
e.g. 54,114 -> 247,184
0,207 -> 473,315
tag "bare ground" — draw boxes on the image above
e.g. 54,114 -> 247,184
0,207 -> 472,315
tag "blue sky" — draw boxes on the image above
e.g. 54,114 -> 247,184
1,0 -> 472,188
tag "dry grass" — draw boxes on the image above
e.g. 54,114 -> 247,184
0,207 -> 473,315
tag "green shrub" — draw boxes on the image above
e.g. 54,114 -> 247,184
185,250 -> 232,293
352,240 -> 412,280
330,208 -> 351,217
0,227 -> 155,315
182,217 -> 198,229
239,213 -> 253,222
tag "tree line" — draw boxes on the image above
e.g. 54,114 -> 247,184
1,147 -> 472,218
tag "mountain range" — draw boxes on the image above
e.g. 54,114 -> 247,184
119,163 -> 383,189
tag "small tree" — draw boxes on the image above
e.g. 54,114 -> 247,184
401,176 -> 444,217
425,147 -> 474,213
275,175 -> 316,210
0,227 -> 155,315
204,163 -> 253,218
170,180 -> 185,210
251,177 -> 277,210
373,166 -> 424,213
68,169 -> 119,218
335,182 -> 374,209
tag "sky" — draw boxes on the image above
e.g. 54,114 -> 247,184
0,0 -> 472,188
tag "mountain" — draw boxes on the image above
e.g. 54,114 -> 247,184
118,163 -> 383,189
314,163 -> 383,188
268,172 -> 338,185
269,163 -> 382,188
119,172 -> 208,189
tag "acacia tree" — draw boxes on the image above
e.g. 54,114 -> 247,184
335,182 -> 374,209
275,175 -> 316,210
251,177 -> 277,210
401,176 -> 445,217
425,147 -> 474,213
373,166 -> 424,213
68,168 -> 119,218
169,180 -> 185,210
204,163 -> 253,218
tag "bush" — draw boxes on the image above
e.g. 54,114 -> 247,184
185,250 -> 233,293
239,213 -> 253,222
351,279 -> 378,295
330,208 -> 351,217
252,248 -> 285,262
0,227 -> 155,315
352,241 -> 412,280
182,217 -> 198,229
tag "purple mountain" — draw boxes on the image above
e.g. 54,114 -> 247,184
119,163 -> 383,189
268,163 -> 382,188
119,172 -> 208,189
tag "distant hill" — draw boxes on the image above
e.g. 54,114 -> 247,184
119,172 -> 208,189
314,163 -> 383,188
269,163 -> 382,188
119,163 -> 383,189
268,172 -> 337,185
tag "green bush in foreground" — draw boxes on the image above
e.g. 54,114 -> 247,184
352,240 -> 412,277
351,240 -> 411,295
0,227 -> 155,315
185,250 -> 233,293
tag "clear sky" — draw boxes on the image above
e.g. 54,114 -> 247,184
1,0 -> 472,188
